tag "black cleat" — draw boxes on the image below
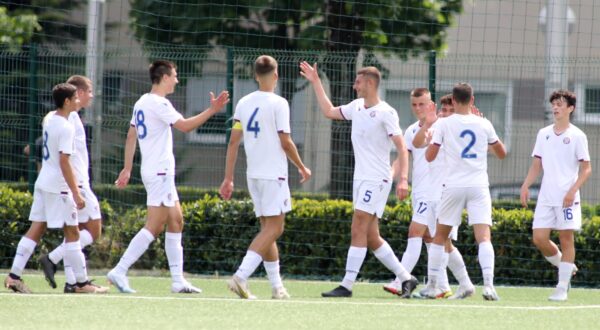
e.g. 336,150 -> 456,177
321,285 -> 352,298
64,282 -> 76,293
38,254 -> 57,289
398,276 -> 419,299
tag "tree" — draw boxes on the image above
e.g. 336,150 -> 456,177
0,6 -> 40,51
130,0 -> 463,198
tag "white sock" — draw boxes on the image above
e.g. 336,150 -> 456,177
340,246 -> 367,290
545,252 -> 562,268
64,241 -> 87,284
115,228 -> 155,274
165,232 -> 185,283
234,250 -> 263,281
437,252 -> 450,291
374,241 -> 410,282
49,229 -> 94,265
400,237 -> 422,273
447,248 -> 472,287
426,243 -> 444,287
478,241 -> 495,287
558,262 -> 574,288
10,237 -> 37,277
264,260 -> 283,289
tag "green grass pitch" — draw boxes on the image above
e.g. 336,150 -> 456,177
1,272 -> 598,330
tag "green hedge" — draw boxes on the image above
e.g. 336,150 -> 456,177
1,184 -> 599,287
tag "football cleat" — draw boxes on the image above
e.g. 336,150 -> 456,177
398,276 -> 419,299
383,279 -> 402,295
448,284 -> 475,300
321,285 -> 352,298
38,254 -> 58,289
272,287 -> 290,299
482,285 -> 500,301
172,280 -> 202,294
107,269 -> 136,293
4,276 -> 32,294
227,275 -> 255,299
548,285 -> 568,302
74,280 -> 109,294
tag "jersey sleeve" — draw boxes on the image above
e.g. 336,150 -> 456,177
485,119 -> 500,144
384,109 -> 402,137
575,132 -> 591,162
339,99 -> 358,121
430,118 -> 445,146
404,127 -> 414,152
157,100 -> 184,125
531,129 -> 543,158
275,98 -> 291,133
129,109 -> 137,127
59,123 -> 75,155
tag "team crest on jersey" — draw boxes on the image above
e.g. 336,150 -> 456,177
370,111 -> 376,118
563,137 -> 570,144
71,212 -> 77,220
546,135 -> 550,140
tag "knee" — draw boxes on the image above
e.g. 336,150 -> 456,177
532,235 -> 546,248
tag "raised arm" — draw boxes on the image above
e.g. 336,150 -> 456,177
279,132 -> 311,183
391,135 -> 409,200
299,61 -> 344,120
413,102 -> 437,148
520,157 -> 542,208
115,125 -> 138,188
173,91 -> 230,133
219,127 -> 243,200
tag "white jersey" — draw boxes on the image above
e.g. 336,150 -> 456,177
340,99 -> 402,182
130,93 -> 183,176
532,124 -> 590,206
234,91 -> 290,180
431,114 -> 499,188
68,112 -> 89,186
35,113 -> 75,193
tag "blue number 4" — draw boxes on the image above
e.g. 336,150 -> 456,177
247,107 -> 260,138
460,129 -> 477,159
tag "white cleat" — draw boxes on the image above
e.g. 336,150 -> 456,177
172,280 -> 202,294
272,287 -> 290,299
417,285 -> 438,299
482,285 -> 500,301
107,269 -> 136,294
383,279 -> 402,296
548,286 -> 568,302
227,275 -> 256,299
448,284 -> 475,300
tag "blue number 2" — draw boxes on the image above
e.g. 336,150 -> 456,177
42,131 -> 50,160
247,107 -> 261,138
135,110 -> 147,139
460,129 -> 477,159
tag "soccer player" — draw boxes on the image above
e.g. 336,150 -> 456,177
425,83 -> 506,301
39,75 -> 106,293
300,61 -> 418,298
520,89 -> 591,301
220,55 -> 311,300
4,83 -> 103,294
384,91 -> 473,299
109,60 -> 230,293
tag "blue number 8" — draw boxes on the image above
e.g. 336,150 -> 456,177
42,131 -> 50,160
460,129 -> 477,159
135,110 -> 147,139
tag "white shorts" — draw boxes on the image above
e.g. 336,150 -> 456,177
533,203 -> 582,231
142,174 -> 179,207
353,180 -> 392,218
248,178 -> 291,217
29,188 -> 78,229
77,185 -> 101,223
412,198 -> 458,240
438,186 -> 492,227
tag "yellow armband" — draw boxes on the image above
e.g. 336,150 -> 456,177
232,121 -> 242,130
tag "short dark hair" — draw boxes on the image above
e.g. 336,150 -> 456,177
411,87 -> 430,98
452,82 -> 473,105
550,89 -> 576,108
66,75 -> 92,90
440,94 -> 453,105
52,83 -> 77,108
254,55 -> 277,76
149,60 -> 176,84
357,67 -> 381,87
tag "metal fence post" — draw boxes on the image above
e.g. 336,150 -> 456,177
428,50 -> 436,102
27,43 -> 38,193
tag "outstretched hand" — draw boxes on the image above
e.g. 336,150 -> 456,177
299,61 -> 319,83
209,91 -> 230,113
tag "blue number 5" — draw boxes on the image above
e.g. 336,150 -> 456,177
247,107 -> 260,138
135,110 -> 147,139
460,129 -> 477,159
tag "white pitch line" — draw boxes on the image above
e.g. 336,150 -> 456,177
1,293 -> 599,311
